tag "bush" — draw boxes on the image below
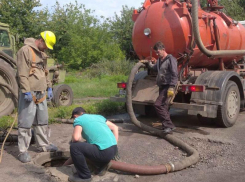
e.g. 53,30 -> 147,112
84,59 -> 135,78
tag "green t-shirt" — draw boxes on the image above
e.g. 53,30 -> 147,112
73,114 -> 117,150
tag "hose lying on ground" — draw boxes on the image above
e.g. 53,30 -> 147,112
109,63 -> 199,174
62,63 -> 199,174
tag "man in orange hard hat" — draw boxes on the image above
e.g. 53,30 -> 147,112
16,31 -> 58,163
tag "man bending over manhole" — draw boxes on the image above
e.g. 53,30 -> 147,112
63,107 -> 119,182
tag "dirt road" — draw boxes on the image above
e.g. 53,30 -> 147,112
1,109 -> 245,182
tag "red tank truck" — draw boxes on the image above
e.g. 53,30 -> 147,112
111,0 -> 245,127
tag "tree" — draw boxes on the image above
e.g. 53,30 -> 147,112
45,1 -> 124,69
109,5 -> 137,60
219,0 -> 245,20
199,0 -> 245,20
0,0 -> 48,39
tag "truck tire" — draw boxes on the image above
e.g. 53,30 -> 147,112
52,84 -> 73,107
215,81 -> 240,127
0,58 -> 18,116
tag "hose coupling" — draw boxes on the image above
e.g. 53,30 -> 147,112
168,162 -> 175,172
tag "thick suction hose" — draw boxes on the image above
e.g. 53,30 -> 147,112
191,0 -> 245,58
123,62 -> 199,173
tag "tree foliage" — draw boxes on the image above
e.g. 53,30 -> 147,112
1,0 -> 245,70
109,5 -> 137,60
0,0 -> 125,69
44,2 -> 124,69
0,0 -> 48,37
200,0 -> 245,20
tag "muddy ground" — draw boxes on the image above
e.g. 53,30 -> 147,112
1,108 -> 245,182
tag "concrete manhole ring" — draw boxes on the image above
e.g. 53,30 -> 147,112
33,151 -> 70,167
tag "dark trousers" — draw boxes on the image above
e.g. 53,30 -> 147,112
154,85 -> 175,129
70,142 -> 117,179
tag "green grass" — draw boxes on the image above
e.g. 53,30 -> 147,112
0,115 -> 16,130
62,59 -> 135,98
64,74 -> 128,98
48,99 -> 125,121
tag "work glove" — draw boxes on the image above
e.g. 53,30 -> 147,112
167,87 -> 175,98
24,92 -> 32,102
47,87 -> 53,100
139,60 -> 149,64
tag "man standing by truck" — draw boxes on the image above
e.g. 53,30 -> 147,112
16,31 -> 58,163
147,41 -> 178,133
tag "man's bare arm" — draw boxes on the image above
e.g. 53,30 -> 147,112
106,120 -> 119,142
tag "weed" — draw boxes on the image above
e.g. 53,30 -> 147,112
0,116 -> 16,130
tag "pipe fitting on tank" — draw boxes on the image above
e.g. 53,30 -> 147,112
191,0 -> 245,58
144,28 -> 151,36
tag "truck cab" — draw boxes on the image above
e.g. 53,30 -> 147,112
0,22 -> 16,59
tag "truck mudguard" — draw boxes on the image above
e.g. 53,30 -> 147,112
191,71 -> 244,106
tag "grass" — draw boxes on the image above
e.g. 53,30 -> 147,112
64,74 -> 128,98
48,99 -> 125,122
63,59 -> 135,98
0,115 -> 17,130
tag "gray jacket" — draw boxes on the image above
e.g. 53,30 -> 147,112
149,54 -> 178,87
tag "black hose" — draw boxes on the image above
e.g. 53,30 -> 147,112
126,63 -> 199,172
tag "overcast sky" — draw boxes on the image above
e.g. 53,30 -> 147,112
39,0 -> 144,19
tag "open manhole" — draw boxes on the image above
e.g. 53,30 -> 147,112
34,151 -> 70,167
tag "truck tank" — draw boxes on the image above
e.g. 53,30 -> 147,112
132,0 -> 245,69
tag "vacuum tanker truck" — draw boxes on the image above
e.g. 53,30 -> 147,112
111,0 -> 245,127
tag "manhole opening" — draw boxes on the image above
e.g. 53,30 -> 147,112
34,151 -> 70,168
42,158 -> 68,167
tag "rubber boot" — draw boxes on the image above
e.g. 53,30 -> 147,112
68,174 -> 91,182
18,151 -> 31,163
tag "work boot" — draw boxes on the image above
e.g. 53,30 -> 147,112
68,174 -> 91,182
18,152 -> 31,163
38,143 -> 58,152
95,161 -> 112,176
112,148 -> 120,161
45,144 -> 58,152
162,128 -> 173,134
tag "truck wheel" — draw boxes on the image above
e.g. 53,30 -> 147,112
0,58 -> 18,116
215,81 -> 240,127
52,84 -> 73,107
